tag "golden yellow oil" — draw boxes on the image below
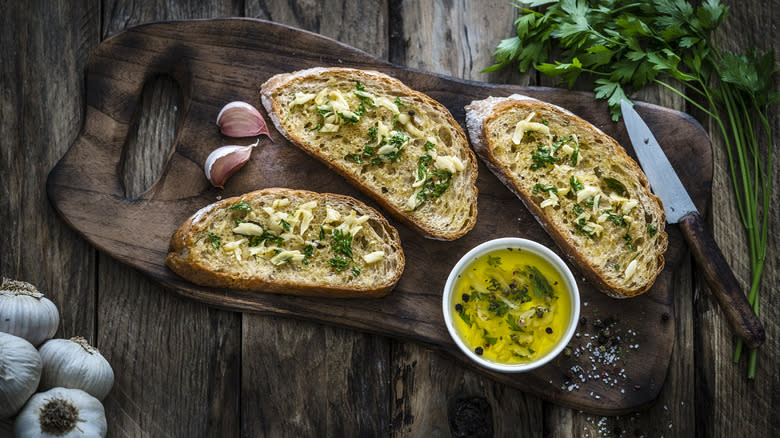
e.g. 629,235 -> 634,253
451,247 -> 572,364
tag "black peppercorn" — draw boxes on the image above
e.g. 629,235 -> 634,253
455,304 -> 463,312
462,294 -> 470,302
545,327 -> 553,334
579,317 -> 587,326
408,109 -> 415,116
475,346 -> 483,355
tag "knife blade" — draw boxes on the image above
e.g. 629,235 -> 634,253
620,100 -> 765,349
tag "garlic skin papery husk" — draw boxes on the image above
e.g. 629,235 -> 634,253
14,387 -> 107,438
38,337 -> 114,401
216,101 -> 271,138
204,139 -> 259,188
0,278 -> 59,346
0,332 -> 42,418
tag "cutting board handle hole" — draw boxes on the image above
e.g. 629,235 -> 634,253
120,74 -> 182,199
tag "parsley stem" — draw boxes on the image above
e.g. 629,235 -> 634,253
493,0 -> 774,380
652,79 -> 717,119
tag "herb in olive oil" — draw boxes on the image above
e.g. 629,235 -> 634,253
452,248 -> 571,364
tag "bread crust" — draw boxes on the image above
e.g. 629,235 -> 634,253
261,67 -> 478,241
166,188 -> 405,298
466,95 -> 668,298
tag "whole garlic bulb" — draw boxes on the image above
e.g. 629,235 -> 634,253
0,332 -> 42,418
39,337 -> 114,401
14,387 -> 107,438
0,278 -> 59,346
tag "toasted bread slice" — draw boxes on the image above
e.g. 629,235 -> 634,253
260,67 -> 478,240
465,95 -> 667,298
166,188 -> 404,298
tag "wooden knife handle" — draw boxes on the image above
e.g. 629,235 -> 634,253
679,211 -> 765,348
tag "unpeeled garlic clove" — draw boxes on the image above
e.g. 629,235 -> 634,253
216,101 -> 271,138
204,140 -> 259,188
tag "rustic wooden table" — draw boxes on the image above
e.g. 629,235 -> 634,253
1,1 -> 776,437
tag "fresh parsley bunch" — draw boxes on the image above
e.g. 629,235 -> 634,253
486,0 -> 776,378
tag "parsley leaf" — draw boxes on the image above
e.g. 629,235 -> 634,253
530,144 -> 560,169
603,209 -> 627,227
532,183 -> 558,195
206,232 -> 221,249
302,244 -> 314,265
528,266 -> 554,299
506,315 -> 525,331
488,300 -> 509,317
623,233 -> 635,251
603,177 -> 627,195
344,153 -> 363,164
331,229 -> 354,260
329,256 -> 350,272
230,201 -> 251,211
647,223 -> 658,237
570,175 -> 584,193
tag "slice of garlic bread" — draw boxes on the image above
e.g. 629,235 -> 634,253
261,67 -> 478,240
166,188 -> 404,298
465,95 -> 667,298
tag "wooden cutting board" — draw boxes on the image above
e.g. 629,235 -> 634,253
46,18 -> 711,415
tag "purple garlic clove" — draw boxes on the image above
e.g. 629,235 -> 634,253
216,101 -> 271,138
204,140 -> 259,188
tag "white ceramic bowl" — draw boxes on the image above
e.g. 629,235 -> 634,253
442,237 -> 580,373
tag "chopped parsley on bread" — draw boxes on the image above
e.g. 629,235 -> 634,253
261,67 -> 478,240
465,95 -> 667,298
166,188 -> 404,298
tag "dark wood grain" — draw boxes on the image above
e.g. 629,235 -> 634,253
95,2 -> 245,437
45,18 -> 710,415
679,211 -> 765,348
694,3 -> 780,437
3,1 -> 775,436
242,3 -> 393,436
389,2 -> 542,436
0,0 -> 99,432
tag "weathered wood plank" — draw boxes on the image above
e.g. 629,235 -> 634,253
97,263 -> 242,436
389,1 -> 542,436
0,0 -> 99,341
3,0 -> 773,436
543,81 -> 695,437
242,1 -> 392,436
96,1 -> 244,436
241,317 -> 391,436
462,2 -> 701,436
0,0 -> 99,430
697,1 -> 778,436
388,0 -> 532,86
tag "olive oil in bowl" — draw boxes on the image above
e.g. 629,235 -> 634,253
443,238 -> 580,372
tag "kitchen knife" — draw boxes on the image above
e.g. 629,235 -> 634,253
620,100 -> 765,349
